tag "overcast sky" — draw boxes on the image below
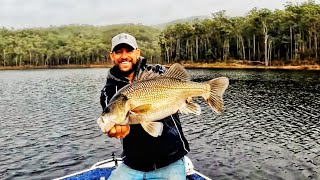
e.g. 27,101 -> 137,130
0,0 -> 316,29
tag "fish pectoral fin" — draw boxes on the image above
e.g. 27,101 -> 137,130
179,102 -> 201,115
131,104 -> 152,114
97,116 -> 115,133
140,121 -> 163,137
127,112 -> 142,123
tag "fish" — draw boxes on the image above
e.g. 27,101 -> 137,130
97,63 -> 229,137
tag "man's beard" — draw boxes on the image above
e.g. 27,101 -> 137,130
116,63 -> 138,77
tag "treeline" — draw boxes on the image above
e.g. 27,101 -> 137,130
0,24 -> 161,66
159,1 -> 320,66
0,1 -> 319,67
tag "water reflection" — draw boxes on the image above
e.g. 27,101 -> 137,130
186,68 -> 320,179
0,68 -> 319,180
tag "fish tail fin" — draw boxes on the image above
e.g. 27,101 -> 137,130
206,77 -> 229,113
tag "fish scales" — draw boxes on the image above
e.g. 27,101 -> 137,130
114,78 -> 210,123
124,78 -> 208,105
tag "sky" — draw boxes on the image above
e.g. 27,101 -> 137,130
0,0 -> 317,29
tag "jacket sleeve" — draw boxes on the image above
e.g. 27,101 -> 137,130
100,79 -> 118,112
145,64 -> 166,74
153,64 -> 166,74
100,84 -> 107,112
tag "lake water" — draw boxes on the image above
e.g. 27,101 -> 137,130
0,68 -> 319,180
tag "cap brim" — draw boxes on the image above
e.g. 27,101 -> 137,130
112,43 -> 136,51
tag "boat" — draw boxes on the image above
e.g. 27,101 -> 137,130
54,155 -> 211,180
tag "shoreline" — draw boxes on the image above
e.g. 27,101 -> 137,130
178,62 -> 320,70
0,63 -> 320,71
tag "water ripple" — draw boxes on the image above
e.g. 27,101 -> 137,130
0,68 -> 319,180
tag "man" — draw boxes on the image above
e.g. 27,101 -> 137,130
100,33 -> 189,179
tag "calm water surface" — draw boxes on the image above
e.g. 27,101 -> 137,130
0,68 -> 319,180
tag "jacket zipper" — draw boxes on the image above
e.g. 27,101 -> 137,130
171,115 -> 189,153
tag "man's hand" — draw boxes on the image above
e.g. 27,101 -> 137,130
106,125 -> 130,139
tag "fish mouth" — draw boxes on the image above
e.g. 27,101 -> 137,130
97,116 -> 106,132
97,115 -> 117,133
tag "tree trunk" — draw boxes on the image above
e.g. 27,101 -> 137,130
258,41 -> 260,61
314,32 -> 318,59
35,54 -> 39,66
176,38 -> 180,61
166,47 -> 170,64
241,37 -> 245,61
227,39 -> 229,61
67,56 -> 71,65
290,26 -> 293,60
294,37 -> 299,60
164,41 -> 169,63
41,54 -> 44,66
190,43 -> 193,63
248,39 -> 251,61
170,38 -> 173,62
186,39 -> 189,61
236,37 -> 239,58
253,34 -> 256,61
45,56 -> 50,66
29,51 -> 32,65
195,36 -> 199,61
268,39 -> 272,65
3,50 -> 5,66
19,55 -> 22,66
308,30 -> 312,55
264,26 -> 269,66
204,37 -> 207,58
278,49 -> 281,63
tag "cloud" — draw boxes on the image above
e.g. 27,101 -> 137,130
0,0 -> 311,29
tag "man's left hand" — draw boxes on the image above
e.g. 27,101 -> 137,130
106,125 -> 130,139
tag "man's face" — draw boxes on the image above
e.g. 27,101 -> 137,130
110,44 -> 140,72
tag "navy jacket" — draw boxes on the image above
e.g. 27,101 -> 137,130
100,57 -> 190,171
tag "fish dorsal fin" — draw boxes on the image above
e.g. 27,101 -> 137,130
179,102 -> 201,115
140,121 -> 163,137
135,69 -> 161,81
162,63 -> 190,81
131,104 -> 152,114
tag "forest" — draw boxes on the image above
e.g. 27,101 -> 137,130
0,1 -> 319,67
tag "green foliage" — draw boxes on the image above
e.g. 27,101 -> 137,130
159,1 -> 320,65
1,1 -> 319,67
0,24 -> 161,66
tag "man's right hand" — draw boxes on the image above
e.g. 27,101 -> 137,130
106,125 -> 130,139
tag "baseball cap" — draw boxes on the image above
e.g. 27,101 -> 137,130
111,33 -> 138,51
